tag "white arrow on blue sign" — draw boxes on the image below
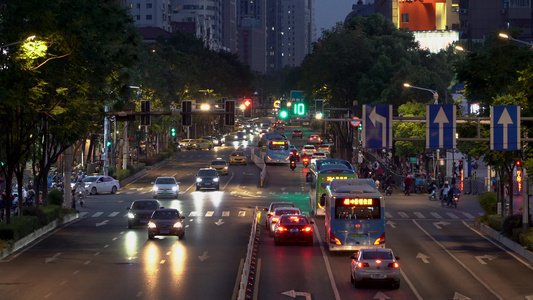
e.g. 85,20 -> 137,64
490,105 -> 520,151
362,104 -> 392,149
426,105 -> 456,150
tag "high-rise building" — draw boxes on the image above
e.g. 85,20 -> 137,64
125,0 -> 173,32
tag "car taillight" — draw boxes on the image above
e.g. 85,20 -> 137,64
302,226 -> 312,232
374,232 -> 386,245
388,262 -> 399,268
277,226 -> 287,232
272,217 -> 280,223
375,259 -> 382,264
330,232 -> 342,245
356,262 -> 369,268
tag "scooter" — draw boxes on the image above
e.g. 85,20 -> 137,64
449,192 -> 460,207
290,160 -> 296,171
302,156 -> 310,168
427,181 -> 438,201
385,185 -> 393,196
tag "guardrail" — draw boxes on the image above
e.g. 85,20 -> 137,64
236,206 -> 261,300
251,147 -> 266,187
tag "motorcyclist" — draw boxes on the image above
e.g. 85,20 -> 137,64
289,154 -> 297,170
440,181 -> 451,205
403,175 -> 413,195
447,185 -> 460,207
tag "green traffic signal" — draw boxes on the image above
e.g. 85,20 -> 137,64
280,110 -> 288,119
171,127 -> 176,137
106,141 -> 112,147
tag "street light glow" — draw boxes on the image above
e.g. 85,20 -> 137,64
403,83 -> 411,88
200,103 -> 210,110
403,83 -> 439,104
499,33 -> 509,39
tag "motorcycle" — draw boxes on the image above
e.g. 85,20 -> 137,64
449,192 -> 460,207
385,185 -> 393,196
290,160 -> 296,171
77,190 -> 85,207
302,156 -> 310,168
427,181 -> 438,201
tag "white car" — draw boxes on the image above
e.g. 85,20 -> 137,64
151,176 -> 181,199
179,139 -> 193,149
350,248 -> 401,289
312,152 -> 327,160
82,176 -> 120,195
301,145 -> 316,156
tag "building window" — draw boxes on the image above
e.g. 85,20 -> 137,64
147,3 -> 153,9
510,0 -> 531,7
137,3 -> 140,8
146,15 -> 152,20
401,13 -> 409,23
136,15 -> 140,20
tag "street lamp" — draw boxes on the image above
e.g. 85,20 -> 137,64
254,88 -> 264,110
403,83 -> 439,104
499,33 -> 533,48
455,45 -> 473,54
1,35 -> 36,49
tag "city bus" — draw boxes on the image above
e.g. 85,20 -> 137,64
259,133 -> 291,164
305,159 -> 358,216
325,178 -> 385,251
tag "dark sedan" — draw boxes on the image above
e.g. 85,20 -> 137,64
127,200 -> 161,229
273,214 -> 314,246
292,130 -> 303,138
147,208 -> 185,240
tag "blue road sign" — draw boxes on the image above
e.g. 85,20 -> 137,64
426,105 -> 456,150
290,90 -> 303,102
491,105 -> 520,151
362,104 -> 392,149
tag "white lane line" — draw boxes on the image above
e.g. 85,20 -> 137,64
462,212 -> 475,219
430,212 -> 443,219
222,211 -> 230,217
446,212 -> 459,219
385,212 -> 393,219
108,212 -> 119,217
313,222 -> 341,300
205,211 -> 214,217
398,212 -> 409,218
189,211 -> 198,217
92,212 -> 103,218
238,211 -> 246,217
412,220 -> 504,299
414,212 -> 425,219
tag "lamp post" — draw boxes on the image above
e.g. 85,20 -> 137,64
403,83 -> 439,104
254,88 -> 264,111
1,35 -> 36,49
499,33 -> 533,48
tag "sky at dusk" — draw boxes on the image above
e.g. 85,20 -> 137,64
315,0 -> 355,38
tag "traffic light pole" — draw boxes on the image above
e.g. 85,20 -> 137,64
103,105 -> 109,176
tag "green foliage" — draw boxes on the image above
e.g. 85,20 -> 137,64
117,169 -> 131,181
48,189 -> 64,206
108,166 -> 116,178
488,214 -> 504,232
22,206 -> 48,227
478,192 -> 498,215
502,214 -> 522,238
0,215 -> 39,241
393,101 -> 425,157
519,229 -> 533,251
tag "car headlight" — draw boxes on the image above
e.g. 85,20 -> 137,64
243,141 -> 248,146
148,221 -> 156,228
233,141 -> 239,146
172,186 -> 178,191
153,186 -> 159,191
173,222 -> 183,228
127,213 -> 135,219
196,178 -> 202,183
213,178 -> 219,182
224,167 -> 228,170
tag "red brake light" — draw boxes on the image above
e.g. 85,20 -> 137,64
302,226 -> 312,232
388,262 -> 400,268
356,262 -> 369,268
277,226 -> 287,232
272,217 -> 280,223
375,259 -> 382,264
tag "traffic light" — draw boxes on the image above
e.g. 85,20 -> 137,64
225,100 -> 235,126
140,100 -> 151,126
243,98 -> 252,119
170,127 -> 176,137
279,110 -> 288,119
459,160 -> 463,171
181,100 -> 192,126
516,159 -> 522,168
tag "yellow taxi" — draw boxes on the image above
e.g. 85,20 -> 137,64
210,159 -> 229,175
187,138 -> 213,150
229,151 -> 247,165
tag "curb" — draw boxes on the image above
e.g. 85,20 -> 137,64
0,213 -> 79,261
474,221 -> 533,263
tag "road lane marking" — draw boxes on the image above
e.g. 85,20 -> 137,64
446,212 -> 459,219
385,212 -> 393,219
462,212 -> 475,218
430,212 -> 442,219
313,222 -> 341,300
222,211 -> 230,217
412,219 -> 504,299
205,211 -> 214,217
398,212 -> 409,218
108,212 -> 119,217
414,212 -> 425,218
189,211 -> 198,217
92,212 -> 103,218
238,211 -> 246,217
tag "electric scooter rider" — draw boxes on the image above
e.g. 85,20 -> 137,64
289,154 -> 297,171
440,181 -> 451,206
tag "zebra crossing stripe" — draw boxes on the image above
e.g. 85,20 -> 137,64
446,212 -> 459,219
385,212 -> 393,219
462,212 -> 475,219
205,211 -> 214,217
413,212 -> 425,219
92,212 -> 103,218
398,212 -> 409,218
108,212 -> 119,217
189,211 -> 198,217
79,212 -> 88,217
222,211 -> 230,217
430,212 -> 442,219
238,211 -> 246,217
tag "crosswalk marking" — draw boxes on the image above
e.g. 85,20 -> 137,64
430,212 -> 442,219
413,212 -> 425,219
79,212 -> 88,217
385,212 -> 393,219
398,212 -> 409,218
238,211 -> 246,217
108,212 -> 119,217
189,211 -> 198,217
205,211 -> 214,217
462,212 -> 475,219
222,211 -> 230,217
446,212 -> 459,219
92,212 -> 103,218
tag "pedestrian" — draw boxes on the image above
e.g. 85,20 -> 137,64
71,189 -> 76,209
403,175 -> 413,195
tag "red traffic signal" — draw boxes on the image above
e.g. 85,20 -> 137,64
244,99 -> 252,107
516,160 -> 522,167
